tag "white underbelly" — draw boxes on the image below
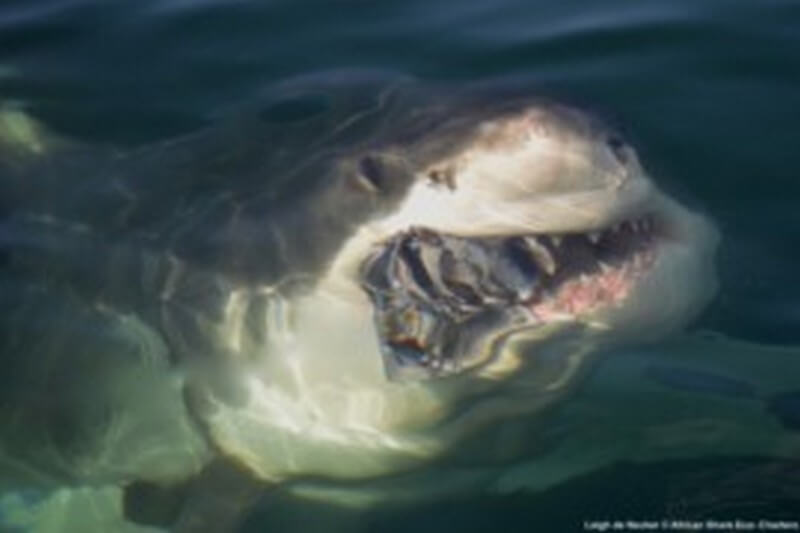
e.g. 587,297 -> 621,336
200,288 -> 454,481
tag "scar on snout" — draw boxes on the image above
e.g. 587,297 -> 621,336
427,167 -> 456,191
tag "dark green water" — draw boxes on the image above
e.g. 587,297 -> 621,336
1,0 -> 799,531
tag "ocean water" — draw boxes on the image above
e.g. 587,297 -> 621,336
0,0 -> 799,531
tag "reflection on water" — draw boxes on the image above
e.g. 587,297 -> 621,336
0,0 -> 799,531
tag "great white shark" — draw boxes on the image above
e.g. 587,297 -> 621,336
0,77 -> 796,532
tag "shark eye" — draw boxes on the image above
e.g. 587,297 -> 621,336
606,134 -> 628,165
356,155 -> 387,192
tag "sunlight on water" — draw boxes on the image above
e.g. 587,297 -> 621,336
0,0 -> 798,531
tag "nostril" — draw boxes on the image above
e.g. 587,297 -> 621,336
607,135 -> 628,165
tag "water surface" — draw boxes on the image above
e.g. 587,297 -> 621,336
1,0 -> 799,530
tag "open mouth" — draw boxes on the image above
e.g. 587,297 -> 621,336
527,214 -> 659,319
360,214 -> 662,379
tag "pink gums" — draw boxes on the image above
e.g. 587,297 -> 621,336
529,250 -> 656,320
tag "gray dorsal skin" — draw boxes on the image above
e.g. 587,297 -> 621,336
3,85 -> 414,285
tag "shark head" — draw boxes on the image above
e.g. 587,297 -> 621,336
202,95 -> 719,484
330,101 -> 720,382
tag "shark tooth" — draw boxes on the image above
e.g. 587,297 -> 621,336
523,236 -> 556,275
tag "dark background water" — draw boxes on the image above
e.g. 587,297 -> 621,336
1,0 -> 799,531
